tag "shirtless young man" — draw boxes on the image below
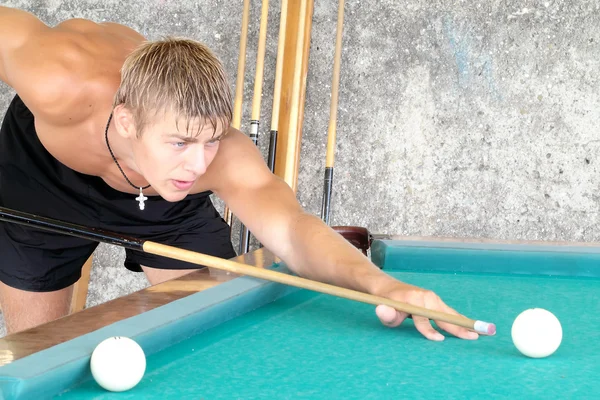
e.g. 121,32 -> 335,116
0,6 -> 479,341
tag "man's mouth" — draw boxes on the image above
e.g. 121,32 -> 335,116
172,180 -> 195,190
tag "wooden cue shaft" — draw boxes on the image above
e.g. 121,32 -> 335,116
240,0 -> 271,255
320,0 -> 345,225
284,0 -> 308,185
267,0 -> 289,172
325,0 -> 344,169
249,0 -> 270,146
143,240 -> 489,332
232,0 -> 251,130
224,0 -> 251,227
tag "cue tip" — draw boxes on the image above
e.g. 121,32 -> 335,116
474,321 -> 496,336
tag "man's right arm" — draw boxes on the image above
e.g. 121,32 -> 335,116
0,6 -> 49,83
0,6 -> 70,119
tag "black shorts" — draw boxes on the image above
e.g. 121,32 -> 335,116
0,95 -> 236,292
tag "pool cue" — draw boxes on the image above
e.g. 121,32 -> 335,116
283,0 -> 308,184
0,206 -> 496,335
239,0 -> 271,254
224,0 -> 251,228
267,0 -> 289,172
255,0 -> 288,252
320,0 -> 345,225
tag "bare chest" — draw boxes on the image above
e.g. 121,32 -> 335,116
33,117 -> 160,196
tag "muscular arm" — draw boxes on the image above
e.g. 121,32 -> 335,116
0,7 -> 44,81
0,6 -> 79,120
0,6 -> 49,85
208,131 -> 481,341
208,130 -> 397,295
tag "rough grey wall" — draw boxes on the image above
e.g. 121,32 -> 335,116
300,0 -> 600,243
1,0 -> 599,336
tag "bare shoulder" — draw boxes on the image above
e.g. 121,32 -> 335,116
57,18 -> 144,43
4,17 -> 144,124
203,128 -> 273,193
209,128 -> 266,174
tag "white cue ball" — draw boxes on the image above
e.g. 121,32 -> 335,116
90,336 -> 146,392
511,308 -> 562,358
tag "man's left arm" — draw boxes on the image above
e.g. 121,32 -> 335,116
208,130 -> 479,342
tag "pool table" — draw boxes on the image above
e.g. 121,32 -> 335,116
0,234 -> 598,399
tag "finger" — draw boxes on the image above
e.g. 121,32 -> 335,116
437,321 -> 479,340
412,315 -> 445,341
436,317 -> 479,340
376,305 -> 409,327
434,304 -> 479,340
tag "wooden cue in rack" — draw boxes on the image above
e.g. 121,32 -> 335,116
0,206 -> 496,336
321,0 -> 345,225
283,0 -> 308,186
224,0 -> 251,228
267,0 -> 289,172
239,0 -> 271,254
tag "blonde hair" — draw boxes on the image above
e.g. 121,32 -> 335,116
114,37 -> 232,137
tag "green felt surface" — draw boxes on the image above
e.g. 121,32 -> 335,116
55,268 -> 600,399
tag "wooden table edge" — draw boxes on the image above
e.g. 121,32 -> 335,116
0,248 -> 279,366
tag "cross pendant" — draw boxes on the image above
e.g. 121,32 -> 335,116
136,187 -> 148,210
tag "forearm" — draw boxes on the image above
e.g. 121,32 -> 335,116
284,212 -> 399,296
211,142 -> 404,296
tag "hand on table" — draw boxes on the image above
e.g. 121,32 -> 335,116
375,283 -> 480,341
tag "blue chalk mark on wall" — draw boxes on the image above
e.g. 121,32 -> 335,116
442,15 -> 502,101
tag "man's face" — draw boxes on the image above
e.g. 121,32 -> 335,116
131,112 -> 224,202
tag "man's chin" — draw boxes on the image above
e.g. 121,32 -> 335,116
157,190 -> 189,202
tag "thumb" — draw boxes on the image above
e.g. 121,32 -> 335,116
376,305 -> 409,327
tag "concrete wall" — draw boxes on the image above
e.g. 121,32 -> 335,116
1,0 -> 599,335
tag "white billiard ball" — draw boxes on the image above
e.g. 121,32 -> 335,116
90,336 -> 146,392
511,308 -> 562,358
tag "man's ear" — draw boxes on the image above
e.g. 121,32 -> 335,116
112,105 -> 137,139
